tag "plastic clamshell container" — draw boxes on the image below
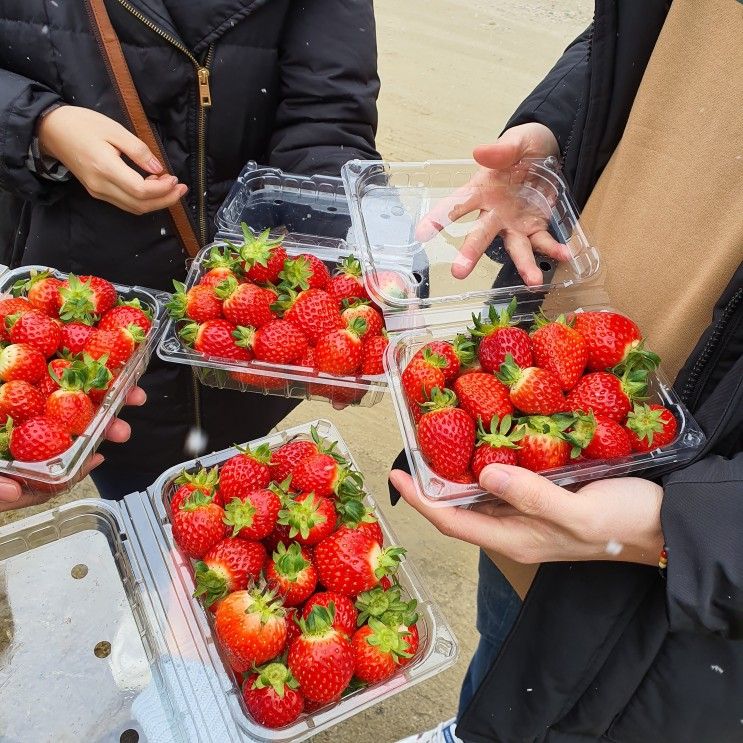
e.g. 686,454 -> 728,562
0,265 -> 168,495
0,419 -> 458,742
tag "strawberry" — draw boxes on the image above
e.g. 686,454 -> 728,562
279,254 -> 331,291
215,277 -> 277,328
453,371 -> 513,424
98,300 -> 152,334
270,439 -> 318,482
234,225 -> 288,284
12,270 -> 63,316
567,411 -> 632,460
59,322 -> 94,355
170,466 -> 220,511
215,583 -> 288,667
399,623 -> 420,666
417,387 -> 476,480
248,319 -> 308,363
287,604 -> 354,703
243,663 -> 304,729
355,584 -> 418,629
223,485 -> 282,541
167,281 -> 223,323
88,368 -> 119,405
199,245 -> 241,289
470,298 -> 533,373
266,542 -> 318,607
193,537 -> 267,608
515,415 -> 575,472
297,346 -> 316,370
372,269 -> 411,301
37,359 -> 73,398
328,256 -> 368,303
291,452 -> 363,499
302,592 -> 358,636
351,619 -> 414,684
412,335 -> 474,384
341,301 -> 383,339
277,491 -> 337,546
171,490 -> 228,560
277,287 -> 344,344
7,309 -> 62,358
497,355 -> 566,415
0,297 -> 32,340
314,527 -> 405,596
179,319 -> 250,361
530,312 -> 588,390
401,352 -> 447,422
0,380 -> 45,423
625,403 -> 678,452
566,369 -> 648,422
59,274 -> 117,324
361,332 -> 389,376
83,325 -> 145,368
219,443 -> 272,499
572,311 -> 655,372
201,266 -> 240,289
335,500 -> 384,546
472,415 -> 522,479
285,608 -> 302,647
315,318 -> 366,376
8,415 -> 72,461
0,344 -> 46,384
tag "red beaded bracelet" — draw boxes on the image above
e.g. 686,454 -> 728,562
658,545 -> 668,576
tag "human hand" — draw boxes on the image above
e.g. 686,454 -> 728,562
416,122 -> 567,285
390,464 -> 664,566
0,386 -> 147,512
38,106 -> 188,215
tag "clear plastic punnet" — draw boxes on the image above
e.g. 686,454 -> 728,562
0,419 -> 458,742
0,264 -> 169,495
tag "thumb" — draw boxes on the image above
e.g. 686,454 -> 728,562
0,476 -> 22,503
473,129 -> 528,171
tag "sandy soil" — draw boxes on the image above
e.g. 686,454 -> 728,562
0,2 -> 593,740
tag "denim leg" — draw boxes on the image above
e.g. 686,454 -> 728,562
457,550 -> 522,718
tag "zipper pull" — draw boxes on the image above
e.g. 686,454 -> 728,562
197,67 -> 212,108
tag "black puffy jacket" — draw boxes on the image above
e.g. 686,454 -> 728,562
458,2 -> 743,742
0,0 -> 379,485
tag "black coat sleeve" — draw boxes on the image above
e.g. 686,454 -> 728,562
0,69 -> 63,201
268,0 -> 380,177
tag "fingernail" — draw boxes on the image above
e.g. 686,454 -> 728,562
0,482 -> 21,502
389,470 -> 404,490
453,254 -> 470,269
481,466 -> 510,494
149,157 -> 163,174
168,176 -> 178,186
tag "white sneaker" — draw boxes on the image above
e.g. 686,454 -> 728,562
395,718 -> 463,743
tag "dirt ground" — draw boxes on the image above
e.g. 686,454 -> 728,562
0,1 -> 593,740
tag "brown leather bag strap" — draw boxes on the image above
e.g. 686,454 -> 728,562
85,0 -> 201,258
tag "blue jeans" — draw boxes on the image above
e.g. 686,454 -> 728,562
457,550 -> 522,719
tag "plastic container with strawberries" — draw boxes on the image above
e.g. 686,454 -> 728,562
0,264 -> 168,495
0,419 -> 457,742
341,158 -> 706,506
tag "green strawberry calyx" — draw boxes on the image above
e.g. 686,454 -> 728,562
530,309 -> 573,332
0,417 -> 13,460
271,542 -> 311,582
518,414 -> 576,454
246,582 -> 286,623
335,466 -> 365,500
364,618 -> 414,661
59,274 -> 99,325
612,341 -> 661,376
193,561 -> 229,607
617,367 -> 650,402
250,662 -> 299,699
213,275 -> 239,301
564,410 -> 597,457
167,281 -> 191,320
355,585 -> 418,628
204,245 -> 239,271
180,490 -> 216,512
469,297 -> 519,337
268,477 -> 295,506
234,442 -> 272,465
452,334 -> 476,366
232,325 -> 257,351
421,348 -> 447,369
277,492 -> 327,541
178,321 -> 201,347
336,255 -> 363,279
374,546 -> 406,580
175,465 -> 220,493
336,498 -> 375,530
224,496 -> 257,536
420,386 -> 458,413
495,354 -> 524,388
346,316 -> 368,339
625,403 -> 668,446
309,425 -> 345,462
115,297 -> 154,319
298,603 -> 336,637
279,256 -> 314,291
476,414 -> 523,450
238,224 -> 284,269
52,353 -> 112,393
124,323 -> 147,345
11,268 -> 51,297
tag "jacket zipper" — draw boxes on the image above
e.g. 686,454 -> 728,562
114,0 -> 213,433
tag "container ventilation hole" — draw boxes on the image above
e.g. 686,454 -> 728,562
71,564 -> 88,579
327,206 -> 337,213
120,730 -> 139,743
94,641 -> 112,659
539,260 -> 552,272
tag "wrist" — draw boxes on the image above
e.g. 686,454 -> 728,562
37,103 -> 67,160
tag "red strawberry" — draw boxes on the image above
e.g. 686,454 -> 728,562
291,452 -> 363,499
248,319 -> 308,363
315,318 -> 366,376
179,319 -> 250,361
566,370 -> 649,422
7,309 -> 62,358
199,245 -> 241,289
515,415 -> 574,472
453,372 -> 513,424
215,583 -> 288,667
201,266 -> 240,289
314,527 -> 405,596
297,346 -> 316,370
341,302 -> 383,339
625,403 -> 678,452
567,411 -> 632,460
412,335 -> 474,384
98,300 -> 152,333
399,623 -> 420,666
285,608 -> 302,647
193,538 -> 267,608
167,281 -> 223,323
355,584 -> 418,629
266,542 -> 318,607
59,322 -> 94,355
59,274 -> 117,323
530,312 -> 588,390
497,355 -> 566,415
0,380 -> 45,423
37,359 -> 73,398
171,490 -> 228,560
243,663 -> 304,729
279,254 -> 331,291
0,297 -> 32,340
470,298 -> 533,373
223,486 -> 282,541
472,415 -> 522,479
361,332 -> 389,376
170,466 -> 220,511
370,269 -> 411,301
279,287 -> 344,344
235,225 -> 288,284
83,325 -> 145,368
8,415 -> 72,462
270,439 -> 318,482
12,271 -> 63,316
302,592 -> 358,636
288,604 -> 354,703
328,256 -> 368,303
335,500 -> 384,546
417,387 -> 476,480
401,352 -> 447,422
219,443 -> 272,500
216,278 -> 277,328
88,368 -> 119,405
277,492 -> 337,546
0,344 -> 46,384
351,619 -> 414,684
